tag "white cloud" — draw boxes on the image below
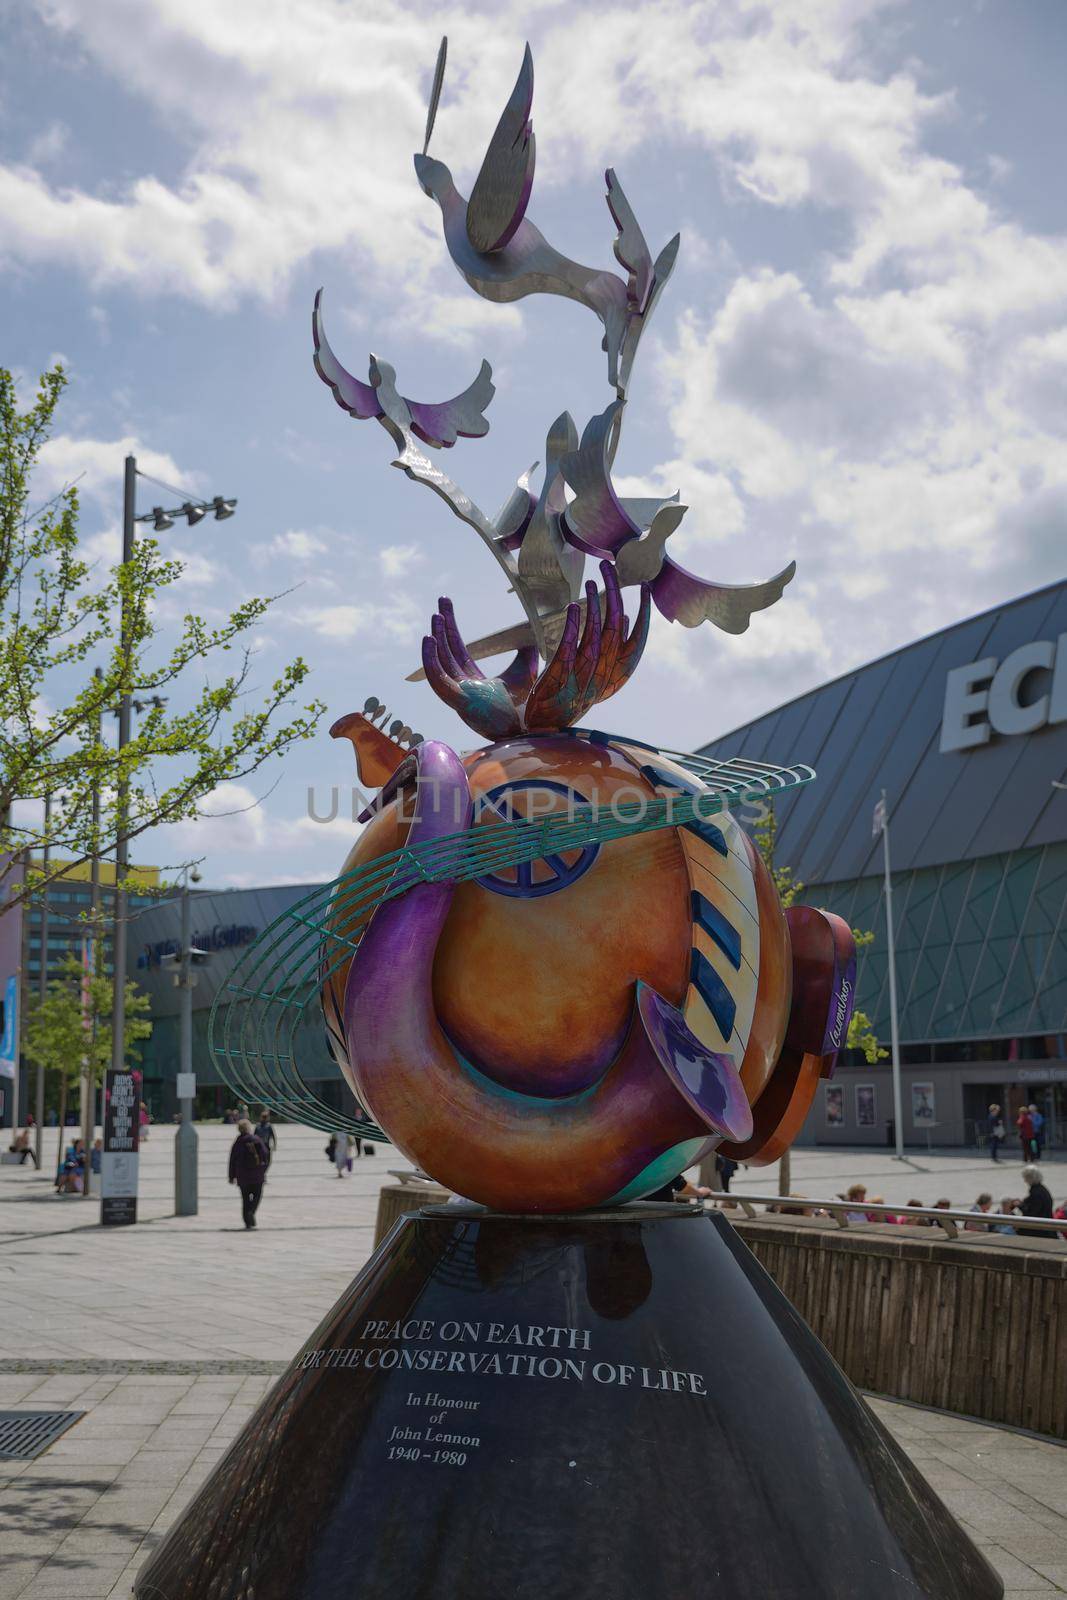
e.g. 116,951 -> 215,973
266,529 -> 328,561
0,0 -> 921,313
163,781 -> 267,861
379,542 -> 421,580
298,596 -> 420,643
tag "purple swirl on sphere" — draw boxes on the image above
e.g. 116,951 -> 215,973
637,982 -> 752,1144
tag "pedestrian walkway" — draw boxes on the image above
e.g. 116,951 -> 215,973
1,1127 -> 1064,1596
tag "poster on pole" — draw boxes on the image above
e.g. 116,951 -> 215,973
825,1085 -> 844,1127
101,1068 -> 140,1226
855,1084 -> 876,1128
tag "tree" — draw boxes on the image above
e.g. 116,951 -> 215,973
752,803 -> 887,1195
0,365 -> 325,908
22,954 -> 152,1177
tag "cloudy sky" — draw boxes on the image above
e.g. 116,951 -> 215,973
3,0 -> 1066,887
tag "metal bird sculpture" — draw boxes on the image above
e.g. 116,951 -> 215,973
414,42 -> 677,399
313,290 -> 494,449
312,38 -> 798,724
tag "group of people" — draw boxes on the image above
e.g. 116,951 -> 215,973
7,1122 -> 107,1193
227,1111 -> 378,1227
832,1172 -> 1064,1237
985,1101 -> 1046,1162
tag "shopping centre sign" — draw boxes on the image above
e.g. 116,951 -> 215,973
940,634 -> 1067,753
138,922 -> 258,970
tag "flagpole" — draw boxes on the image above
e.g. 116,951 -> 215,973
881,788 -> 904,1161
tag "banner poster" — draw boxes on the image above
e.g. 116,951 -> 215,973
0,855 -> 24,1118
101,1068 -> 140,1226
911,1082 -> 936,1124
855,1084 -> 876,1128
824,1084 -> 844,1127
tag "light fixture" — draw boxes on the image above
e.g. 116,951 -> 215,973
182,502 -> 207,526
151,507 -> 174,531
211,496 -> 237,521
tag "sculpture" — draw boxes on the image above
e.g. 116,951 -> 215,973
211,36 -> 852,1211
150,45 -> 1003,1600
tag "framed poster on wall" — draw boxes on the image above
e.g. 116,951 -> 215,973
911,1082 -> 936,1123
825,1085 -> 844,1127
855,1084 -> 876,1128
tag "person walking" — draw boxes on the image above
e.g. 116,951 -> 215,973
256,1110 -> 277,1154
1028,1104 -> 1045,1160
985,1103 -> 1005,1162
333,1130 -> 349,1179
1016,1104 -> 1034,1161
228,1118 -> 269,1229
1015,1165 -> 1054,1238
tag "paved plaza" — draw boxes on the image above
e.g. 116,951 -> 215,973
0,1126 -> 1064,1596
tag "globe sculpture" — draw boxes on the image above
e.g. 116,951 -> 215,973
210,38 -> 858,1210
135,40 -> 1004,1600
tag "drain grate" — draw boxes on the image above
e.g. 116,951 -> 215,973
0,1410 -> 84,1460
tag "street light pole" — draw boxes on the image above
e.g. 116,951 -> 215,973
33,793 -> 50,1168
109,458 -> 136,1093
174,870 -> 199,1216
107,456 -> 236,1133
81,668 -> 104,1198
880,789 -> 905,1162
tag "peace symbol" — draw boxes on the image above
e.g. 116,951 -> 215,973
474,780 -> 601,899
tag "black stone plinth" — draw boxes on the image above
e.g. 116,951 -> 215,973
135,1205 -> 1002,1600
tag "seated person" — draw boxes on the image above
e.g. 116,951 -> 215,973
965,1193 -> 994,1230
648,1172 -> 712,1202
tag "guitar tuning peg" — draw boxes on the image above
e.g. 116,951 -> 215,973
363,696 -> 381,715
397,725 -> 413,745
389,719 -> 404,738
408,732 -> 423,747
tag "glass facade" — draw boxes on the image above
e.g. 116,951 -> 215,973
697,580 -> 1067,1146
811,841 -> 1067,1051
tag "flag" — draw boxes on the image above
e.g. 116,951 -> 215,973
872,797 -> 887,839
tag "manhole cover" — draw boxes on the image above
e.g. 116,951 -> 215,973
0,1410 -> 84,1460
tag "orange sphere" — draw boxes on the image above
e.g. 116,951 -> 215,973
433,736 -> 691,1094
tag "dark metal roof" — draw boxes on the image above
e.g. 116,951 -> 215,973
698,579 -> 1067,884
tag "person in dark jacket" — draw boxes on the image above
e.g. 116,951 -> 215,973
1015,1165 -> 1054,1238
228,1119 -> 269,1229
256,1110 -> 277,1153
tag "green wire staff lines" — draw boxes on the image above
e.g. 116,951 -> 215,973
207,752 -> 816,1135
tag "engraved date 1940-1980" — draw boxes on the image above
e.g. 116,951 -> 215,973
388,1445 -> 469,1466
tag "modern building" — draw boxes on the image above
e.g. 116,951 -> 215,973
130,883 -> 350,1122
26,859 -> 163,987
699,578 -> 1067,1150
4,860 -> 164,1128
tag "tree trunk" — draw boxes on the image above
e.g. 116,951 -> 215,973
54,1077 -> 67,1183
778,1149 -> 791,1197
80,1067 -> 92,1198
